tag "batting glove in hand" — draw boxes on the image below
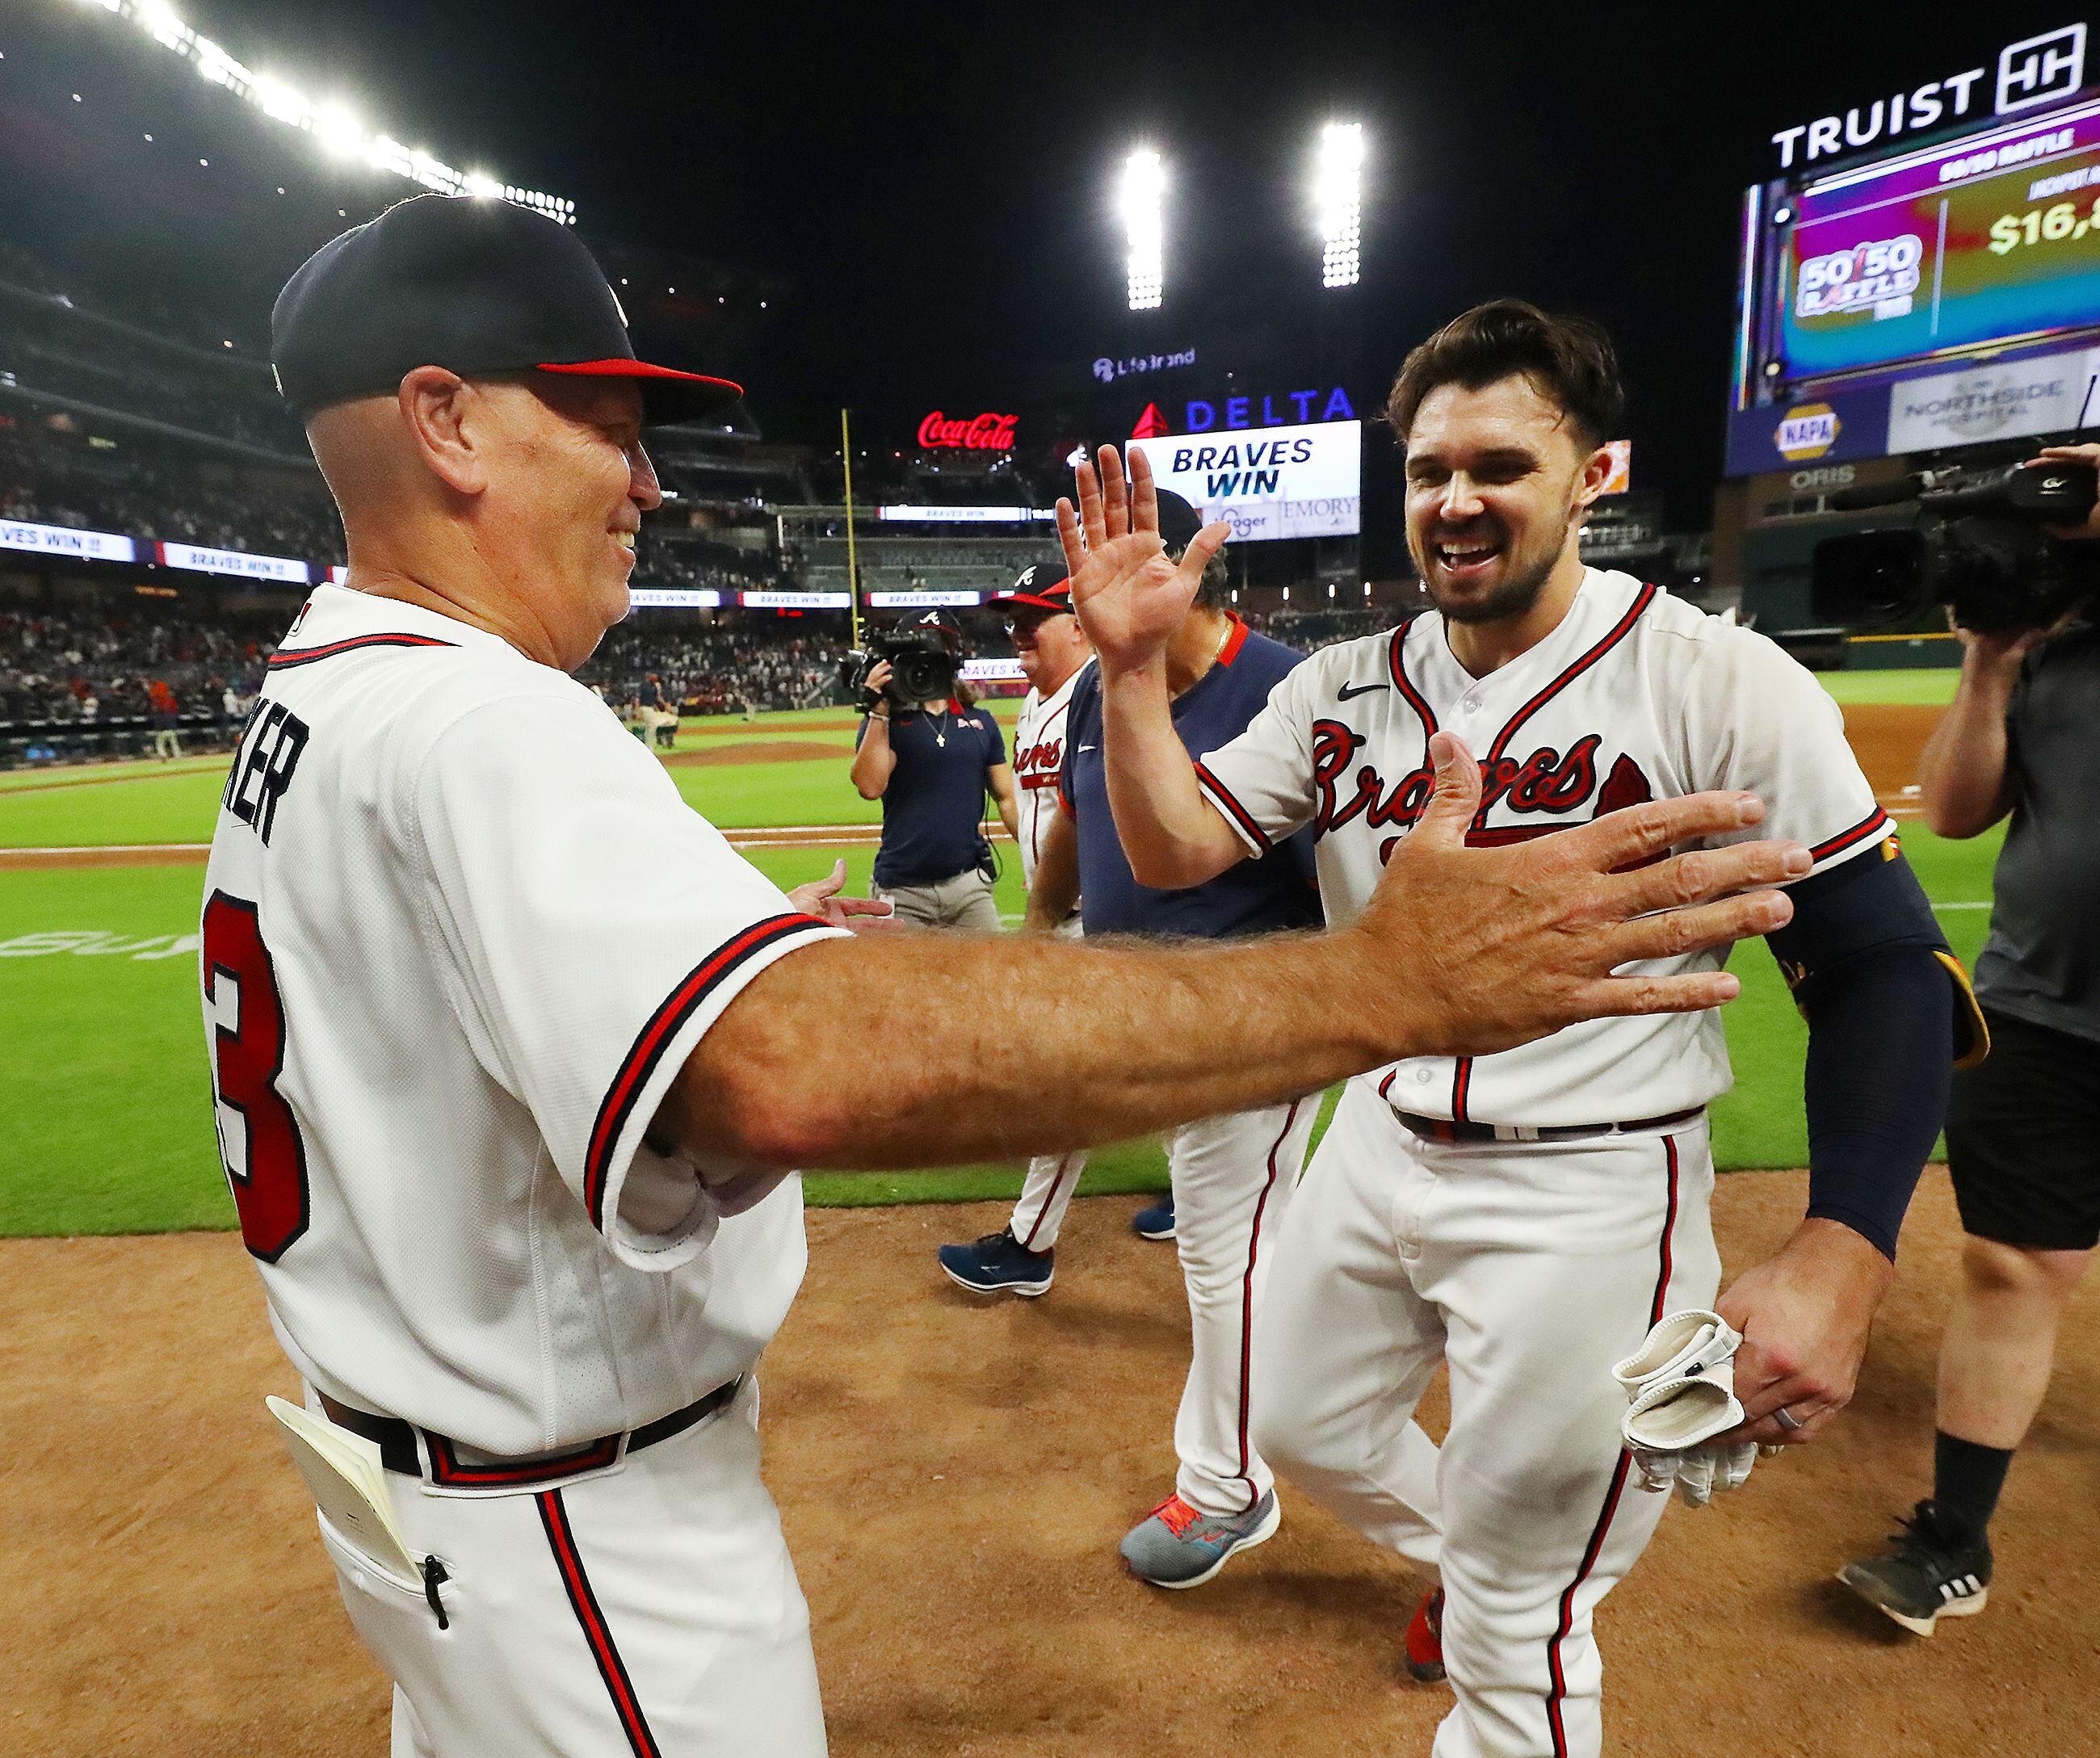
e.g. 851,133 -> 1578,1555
1614,1308 -> 1758,1508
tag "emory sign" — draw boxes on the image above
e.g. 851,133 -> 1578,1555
1770,23 -> 2087,168
918,411 -> 1018,451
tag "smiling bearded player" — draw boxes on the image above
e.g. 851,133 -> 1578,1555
1073,300 -> 1980,1757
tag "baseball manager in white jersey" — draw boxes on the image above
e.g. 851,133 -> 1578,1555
938,559 -> 1101,1290
1080,303 -> 1980,1756
208,203 -> 1816,1758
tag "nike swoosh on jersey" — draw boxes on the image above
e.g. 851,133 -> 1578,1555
1077,744 -> 1098,753
1336,681 -> 1389,700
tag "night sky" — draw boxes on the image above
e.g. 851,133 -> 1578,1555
42,2 -> 2100,529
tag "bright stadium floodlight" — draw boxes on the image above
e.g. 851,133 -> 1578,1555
313,104 -> 363,157
1317,122 -> 1364,289
97,1 -> 576,220
1123,149 -> 1164,311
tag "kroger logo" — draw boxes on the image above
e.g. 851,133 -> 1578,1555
1774,404 -> 1842,462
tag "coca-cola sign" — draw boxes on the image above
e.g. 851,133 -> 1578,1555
917,410 -> 1018,451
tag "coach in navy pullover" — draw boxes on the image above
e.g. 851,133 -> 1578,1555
1049,613 -> 1319,939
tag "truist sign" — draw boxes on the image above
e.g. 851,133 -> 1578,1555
1770,24 -> 2087,168
918,411 -> 1018,451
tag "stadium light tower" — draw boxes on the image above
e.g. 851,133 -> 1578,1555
1317,122 -> 1364,289
1123,149 -> 1164,312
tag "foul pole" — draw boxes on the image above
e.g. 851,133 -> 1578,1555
840,409 -> 863,648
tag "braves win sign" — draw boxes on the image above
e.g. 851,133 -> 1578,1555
1128,419 -> 1363,541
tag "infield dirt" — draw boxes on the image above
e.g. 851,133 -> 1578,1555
6,1169 -> 2094,1758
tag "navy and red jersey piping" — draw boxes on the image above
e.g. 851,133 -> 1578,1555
583,912 -> 828,1230
428,1430 -> 620,1488
1542,1129 -> 1679,1756
1809,808 -> 1892,864
1194,761 -> 1272,851
1387,626 -> 1439,739
1231,1098 -> 1302,1510
1483,582 -> 1657,767
266,633 -> 457,669
538,1490 -> 664,1758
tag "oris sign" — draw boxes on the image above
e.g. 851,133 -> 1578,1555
917,410 -> 1018,451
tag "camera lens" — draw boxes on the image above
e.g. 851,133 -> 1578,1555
1810,531 -> 1926,626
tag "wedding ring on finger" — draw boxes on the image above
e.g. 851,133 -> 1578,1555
1773,1407 -> 1804,1433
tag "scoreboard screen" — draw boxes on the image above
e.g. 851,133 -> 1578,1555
1749,94 -> 2100,390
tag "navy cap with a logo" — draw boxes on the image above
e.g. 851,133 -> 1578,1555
1154,489 -> 1204,555
993,558 -> 1073,615
271,194 -> 744,426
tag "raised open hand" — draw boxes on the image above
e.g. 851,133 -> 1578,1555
1056,445 -> 1229,678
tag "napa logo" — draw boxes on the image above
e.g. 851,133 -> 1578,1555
1775,402 -> 1842,462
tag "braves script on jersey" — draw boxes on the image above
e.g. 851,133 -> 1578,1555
199,584 -> 842,1456
1010,659 -> 1091,887
1195,569 -> 1889,1125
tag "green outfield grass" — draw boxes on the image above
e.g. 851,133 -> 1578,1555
1817,665 -> 1961,706
0,708 -> 1020,846
0,677 -> 1987,1240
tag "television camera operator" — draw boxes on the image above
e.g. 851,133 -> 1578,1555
1841,440 -> 2100,1634
848,607 -> 1020,930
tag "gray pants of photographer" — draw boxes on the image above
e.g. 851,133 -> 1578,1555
874,870 -> 1002,933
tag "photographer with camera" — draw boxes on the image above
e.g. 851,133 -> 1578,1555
1841,441 -> 2100,1636
848,607 -> 1020,931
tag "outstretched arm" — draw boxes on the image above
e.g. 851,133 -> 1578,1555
1060,447 -> 1248,888
662,733 -> 1808,1170
1720,849 -> 1963,1450
1023,804 -> 1082,932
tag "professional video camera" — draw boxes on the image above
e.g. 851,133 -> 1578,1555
1811,455 -> 2100,636
842,610 -> 963,713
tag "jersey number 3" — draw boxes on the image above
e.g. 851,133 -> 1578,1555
202,892 -> 310,1261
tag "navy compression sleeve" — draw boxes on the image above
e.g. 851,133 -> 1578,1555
1763,842 -> 1981,1260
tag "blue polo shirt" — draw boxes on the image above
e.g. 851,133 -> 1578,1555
860,700 -> 1006,887
1060,618 -> 1321,939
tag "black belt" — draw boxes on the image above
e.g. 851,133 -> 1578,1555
1393,1106 -> 1703,1146
317,1378 -> 741,1488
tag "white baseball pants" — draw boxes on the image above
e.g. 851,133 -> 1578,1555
1251,1080 -> 1720,1758
1169,1096 -> 1319,1517
317,1378 -> 828,1758
1006,918 -> 1090,1252
1009,1148 -> 1091,1250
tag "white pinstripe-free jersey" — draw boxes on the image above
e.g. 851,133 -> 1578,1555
199,584 -> 841,1457
1011,659 -> 1092,888
1195,569 -> 1889,1127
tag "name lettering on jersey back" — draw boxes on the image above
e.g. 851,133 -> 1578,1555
1309,718 -> 1654,857
222,699 -> 310,845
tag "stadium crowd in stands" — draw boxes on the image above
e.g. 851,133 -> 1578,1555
0,433 -> 345,560
0,590 -> 1407,736
581,621 -> 845,715
0,599 -> 271,724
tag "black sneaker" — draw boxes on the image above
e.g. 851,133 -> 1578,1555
936,1227 -> 1054,1297
1838,1500 -> 1993,1635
